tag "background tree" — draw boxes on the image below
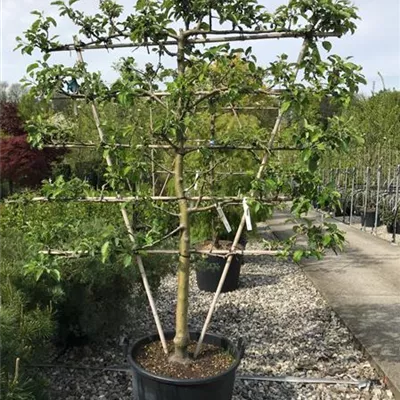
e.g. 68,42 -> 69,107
0,135 -> 64,193
0,101 -> 26,137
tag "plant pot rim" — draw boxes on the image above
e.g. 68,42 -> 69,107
128,331 -> 243,386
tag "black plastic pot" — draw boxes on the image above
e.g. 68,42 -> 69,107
334,204 -> 351,217
196,248 -> 243,292
128,331 -> 244,400
361,210 -> 381,227
387,221 -> 400,234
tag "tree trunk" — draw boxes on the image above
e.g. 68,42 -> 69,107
172,153 -> 191,362
172,33 -> 191,363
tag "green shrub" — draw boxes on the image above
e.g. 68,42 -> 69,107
1,199 -> 173,350
0,222 -> 54,399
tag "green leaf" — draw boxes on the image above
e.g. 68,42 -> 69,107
47,16 -> 57,26
123,254 -> 132,267
322,235 -> 331,246
280,101 -> 291,113
27,63 -> 39,73
101,241 -> 110,263
122,166 -> 132,176
51,269 -> 61,281
322,41 -> 332,52
35,269 -> 44,281
293,250 -> 304,262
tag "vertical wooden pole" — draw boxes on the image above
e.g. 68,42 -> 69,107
149,107 -> 156,197
363,166 -> 370,231
343,168 -> 348,223
373,165 -> 381,233
349,168 -> 355,226
392,165 -> 400,243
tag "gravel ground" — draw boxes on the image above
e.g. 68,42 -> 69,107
44,226 -> 394,400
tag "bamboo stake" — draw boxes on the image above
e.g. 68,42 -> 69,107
13,358 -> 20,385
39,249 -> 281,257
50,31 -> 341,53
393,165 -> 400,243
194,38 -> 310,358
349,168 -> 356,226
59,88 -> 283,100
156,171 -> 250,175
373,165 -> 381,234
42,143 -> 301,151
344,169 -> 349,222
159,162 -> 175,197
362,167 -> 370,232
74,40 -> 168,354
149,107 -> 156,197
10,196 -> 287,204
52,99 -> 279,111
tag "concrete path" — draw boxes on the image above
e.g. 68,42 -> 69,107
269,211 -> 400,398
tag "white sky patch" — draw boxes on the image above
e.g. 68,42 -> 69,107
1,0 -> 399,93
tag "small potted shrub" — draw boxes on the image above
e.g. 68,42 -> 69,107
382,205 -> 400,234
361,200 -> 381,227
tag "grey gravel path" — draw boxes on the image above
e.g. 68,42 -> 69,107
46,228 -> 394,399
269,211 -> 400,399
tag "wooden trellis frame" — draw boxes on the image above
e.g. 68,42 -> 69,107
27,23 -> 339,356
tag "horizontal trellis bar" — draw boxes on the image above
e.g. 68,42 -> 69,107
50,31 -> 341,52
6,196 -> 287,204
42,143 -> 302,151
156,171 -> 249,176
51,99 -> 278,112
39,249 -> 281,257
59,88 -> 283,100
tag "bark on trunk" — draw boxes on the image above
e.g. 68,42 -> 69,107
172,33 -> 191,363
172,153 -> 191,362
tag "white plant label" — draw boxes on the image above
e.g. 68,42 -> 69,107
194,171 -> 199,190
242,197 -> 252,231
216,203 -> 232,233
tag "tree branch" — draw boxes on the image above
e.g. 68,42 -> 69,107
133,225 -> 183,252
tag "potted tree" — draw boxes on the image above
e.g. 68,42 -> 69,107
18,0 -> 365,399
190,103 -> 268,292
382,203 -> 400,234
361,200 -> 382,227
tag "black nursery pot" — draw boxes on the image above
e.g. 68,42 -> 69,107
361,210 -> 381,227
387,221 -> 400,234
128,331 -> 244,400
196,251 -> 243,293
334,204 -> 351,217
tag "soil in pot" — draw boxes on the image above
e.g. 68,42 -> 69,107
129,331 -> 244,400
135,339 -> 234,379
195,240 -> 244,293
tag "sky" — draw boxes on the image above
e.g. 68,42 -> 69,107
1,0 -> 399,94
